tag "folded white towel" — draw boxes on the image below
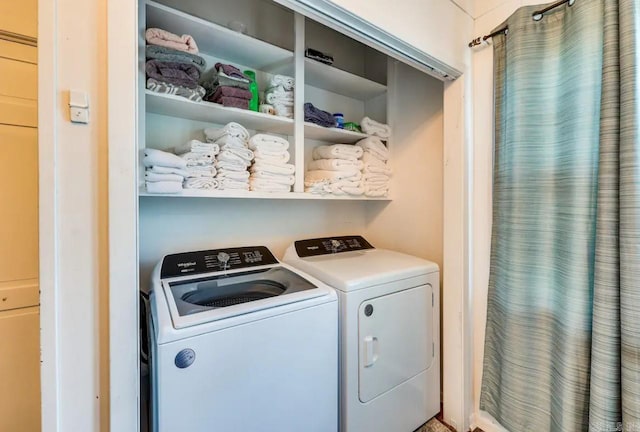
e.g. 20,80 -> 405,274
204,122 -> 250,143
305,180 -> 331,195
312,144 -> 363,161
364,187 -> 389,197
216,135 -> 248,149
330,180 -> 364,196
146,180 -> 182,194
248,134 -> 290,152
250,171 -> 295,185
250,178 -> 291,193
143,148 -> 187,170
361,116 -> 392,139
215,160 -> 248,172
305,169 -> 362,183
180,151 -> 216,166
217,170 -> 250,181
273,104 -> 293,118
174,140 -> 220,156
145,171 -> 184,182
219,146 -> 254,163
253,149 -> 291,164
218,179 -> 250,190
186,165 -> 217,178
357,137 -> 389,161
218,150 -> 252,167
308,158 -> 364,171
362,173 -> 391,183
184,177 -> 219,190
250,161 -> 295,176
270,74 -> 294,91
147,165 -> 190,177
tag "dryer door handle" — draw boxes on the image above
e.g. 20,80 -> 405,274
363,335 -> 379,368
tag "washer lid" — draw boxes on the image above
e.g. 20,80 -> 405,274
286,247 -> 438,292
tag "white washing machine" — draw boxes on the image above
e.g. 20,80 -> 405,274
149,245 -> 338,432
284,236 -> 440,432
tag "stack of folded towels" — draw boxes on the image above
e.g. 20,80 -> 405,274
361,116 -> 392,140
145,28 -> 207,102
204,122 -> 254,190
264,75 -> 295,118
304,102 -> 335,128
173,139 -> 220,190
304,144 -> 364,196
357,137 -> 392,197
248,134 -> 295,192
143,148 -> 188,194
200,63 -> 252,109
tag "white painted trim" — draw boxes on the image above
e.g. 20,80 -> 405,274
39,0 -> 60,430
107,0 -> 140,429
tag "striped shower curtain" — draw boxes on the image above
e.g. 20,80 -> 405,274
480,1 -> 640,431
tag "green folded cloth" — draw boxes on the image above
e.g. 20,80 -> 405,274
343,122 -> 361,132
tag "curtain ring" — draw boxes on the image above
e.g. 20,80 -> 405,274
569,0 -> 576,5
533,13 -> 543,21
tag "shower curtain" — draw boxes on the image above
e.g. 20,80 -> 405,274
480,0 -> 640,431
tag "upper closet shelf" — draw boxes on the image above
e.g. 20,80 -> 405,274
146,91 -> 294,134
146,0 -> 293,71
304,122 -> 369,144
305,59 -> 387,100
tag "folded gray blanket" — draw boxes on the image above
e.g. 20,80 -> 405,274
304,102 -> 335,128
146,45 -> 206,73
210,86 -> 252,101
146,78 -> 206,102
200,68 -> 250,99
146,60 -> 200,89
215,62 -> 247,80
213,96 -> 250,109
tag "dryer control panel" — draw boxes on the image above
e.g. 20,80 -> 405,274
161,246 -> 279,278
294,235 -> 374,257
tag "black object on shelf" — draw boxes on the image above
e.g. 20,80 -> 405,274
305,48 -> 334,65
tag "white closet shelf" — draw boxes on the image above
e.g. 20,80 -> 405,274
304,122 -> 370,143
146,91 -> 294,134
146,0 -> 293,71
139,188 -> 391,201
305,59 -> 387,100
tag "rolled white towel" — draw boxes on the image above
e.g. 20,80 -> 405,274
218,150 -> 252,166
305,180 -> 331,195
184,177 -> 219,190
312,144 -> 363,161
143,148 -> 187,170
180,151 -> 216,166
147,165 -> 190,177
273,104 -> 293,118
250,178 -> 291,193
361,116 -> 392,139
249,134 -> 290,152
356,137 -> 389,161
305,169 -> 362,183
215,160 -> 249,172
253,149 -> 290,164
218,147 -> 253,163
364,187 -> 389,197
250,171 -> 295,186
145,171 -> 184,182
250,161 -> 295,176
362,172 -> 391,183
330,180 -> 364,196
216,135 -> 248,149
186,165 -> 217,178
174,139 -> 219,156
217,170 -> 250,181
218,179 -> 250,190
204,122 -> 250,143
308,158 -> 364,171
146,180 -> 182,194
270,74 -> 294,91
265,93 -> 294,106
362,151 -> 387,167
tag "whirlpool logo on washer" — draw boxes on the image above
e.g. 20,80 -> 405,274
177,261 -> 197,273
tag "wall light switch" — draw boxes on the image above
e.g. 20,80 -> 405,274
69,90 -> 90,124
70,107 -> 90,124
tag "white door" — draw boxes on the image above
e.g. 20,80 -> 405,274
358,284 -> 433,403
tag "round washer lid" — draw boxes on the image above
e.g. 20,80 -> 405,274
284,248 -> 438,292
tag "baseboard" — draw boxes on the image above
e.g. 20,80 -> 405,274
470,411 -> 510,432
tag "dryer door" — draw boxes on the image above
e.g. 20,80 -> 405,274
358,284 -> 432,403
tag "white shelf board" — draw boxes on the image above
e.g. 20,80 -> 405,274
139,188 -> 390,201
146,91 -> 294,134
304,122 -> 369,144
145,1 -> 293,71
305,59 -> 387,100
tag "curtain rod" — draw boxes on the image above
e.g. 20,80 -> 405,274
468,0 -> 576,48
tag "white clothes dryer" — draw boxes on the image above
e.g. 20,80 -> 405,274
284,236 -> 440,432
149,245 -> 338,432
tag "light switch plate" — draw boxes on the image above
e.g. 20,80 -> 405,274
70,107 -> 90,124
69,90 -> 89,108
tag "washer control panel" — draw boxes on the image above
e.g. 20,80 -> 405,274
161,246 -> 278,278
294,235 -> 374,257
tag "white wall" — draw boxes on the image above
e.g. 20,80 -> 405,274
470,1 -> 542,431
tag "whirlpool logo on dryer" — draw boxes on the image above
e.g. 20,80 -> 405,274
177,261 -> 197,273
